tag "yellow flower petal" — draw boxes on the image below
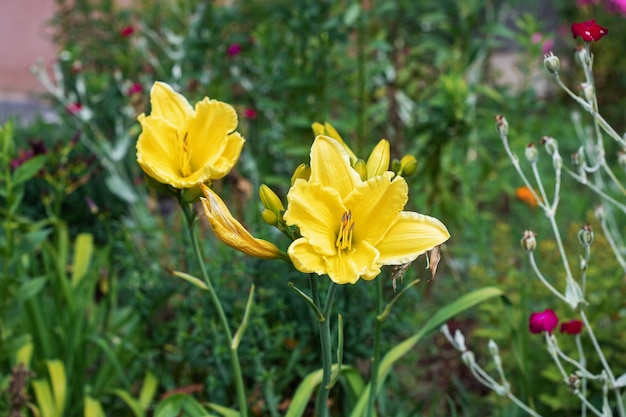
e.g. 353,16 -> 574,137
150,82 -> 193,126
208,132 -> 245,179
325,241 -> 380,284
200,184 -> 284,260
284,181 -> 345,257
288,238 -> 327,275
376,211 -> 450,265
366,139 -> 390,179
345,173 -> 408,246
309,135 -> 361,199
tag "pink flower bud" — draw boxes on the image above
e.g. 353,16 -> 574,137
529,309 -> 558,334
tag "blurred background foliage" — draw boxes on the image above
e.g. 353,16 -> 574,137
2,0 -> 626,415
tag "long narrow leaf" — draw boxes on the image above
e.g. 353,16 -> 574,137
84,396 -> 106,417
46,360 -> 66,417
154,393 -> 217,417
72,233 -> 94,287
138,372 -> 159,411
349,286 -> 505,417
112,389 -> 144,417
32,379 -> 56,417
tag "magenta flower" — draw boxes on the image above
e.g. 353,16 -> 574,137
120,26 -> 135,37
127,83 -> 143,96
529,309 -> 559,334
560,320 -> 584,335
227,43 -> 242,57
66,102 -> 83,115
571,20 -> 608,42
243,107 -> 257,119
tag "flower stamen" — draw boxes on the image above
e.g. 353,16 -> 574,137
336,210 -> 355,251
178,132 -> 193,177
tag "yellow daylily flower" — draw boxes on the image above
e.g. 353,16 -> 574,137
283,135 -> 450,284
199,183 -> 286,260
136,82 -> 245,189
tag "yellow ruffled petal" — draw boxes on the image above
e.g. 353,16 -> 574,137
325,240 -> 380,284
288,238 -> 328,275
376,211 -> 450,265
208,132 -> 245,179
150,82 -> 193,126
366,139 -> 390,179
200,184 -> 284,260
344,173 -> 408,246
309,135 -> 361,199
136,115 -> 181,183
284,181 -> 345,257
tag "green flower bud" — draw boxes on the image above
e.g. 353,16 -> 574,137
291,163 -> 311,185
577,224 -> 594,248
495,115 -> 508,137
259,184 -> 284,213
353,159 -> 367,181
580,82 -> 594,103
521,230 -> 537,252
261,209 -> 279,226
399,155 -> 418,177
543,52 -> 560,74
525,143 -> 538,164
541,136 -> 558,155
366,139 -> 390,178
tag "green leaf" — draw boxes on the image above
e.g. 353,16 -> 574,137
46,360 -> 67,417
12,155 -> 47,186
32,379 -> 57,417
206,402 -> 240,417
171,270 -> 208,291
232,285 -> 254,350
84,396 -> 106,417
16,277 -> 47,302
112,389 -> 144,417
154,393 -> 216,417
349,286 -> 506,417
138,372 -> 159,412
285,365 -> 358,417
105,174 -> 137,203
72,233 -> 94,287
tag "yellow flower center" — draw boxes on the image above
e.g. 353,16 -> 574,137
335,210 -> 355,252
178,132 -> 193,177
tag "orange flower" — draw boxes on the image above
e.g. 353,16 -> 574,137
515,186 -> 540,207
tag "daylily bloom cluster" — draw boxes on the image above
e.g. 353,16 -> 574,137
528,309 -> 583,335
136,82 -> 450,285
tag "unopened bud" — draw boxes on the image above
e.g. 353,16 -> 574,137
553,154 -> 563,171
259,184 -> 284,213
579,82 -> 594,103
541,136 -> 558,155
261,209 -> 279,226
495,115 -> 508,137
525,143 -> 538,163
291,163 -> 311,185
543,52 -> 560,74
572,147 -> 585,167
488,339 -> 499,357
398,155 -> 418,177
353,159 -> 367,181
521,230 -> 537,251
574,45 -> 590,67
366,139 -> 390,178
578,224 -> 594,247
594,205 -> 605,221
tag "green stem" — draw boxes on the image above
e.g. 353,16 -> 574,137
312,276 -> 337,417
182,203 -> 248,417
366,277 -> 383,417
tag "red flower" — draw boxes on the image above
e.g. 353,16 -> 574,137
120,26 -> 135,37
529,309 -> 559,334
127,82 -> 143,95
560,320 -> 584,335
243,108 -> 257,119
227,43 -> 242,57
66,102 -> 83,114
571,20 -> 608,42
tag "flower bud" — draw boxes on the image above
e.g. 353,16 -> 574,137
366,139 -> 390,178
398,154 -> 418,177
291,163 -> 311,185
541,136 -> 558,155
259,184 -> 284,213
495,115 -> 508,137
525,143 -> 538,163
543,52 -> 560,74
574,45 -> 590,67
391,158 -> 401,174
553,154 -> 563,171
353,159 -> 367,181
488,339 -> 499,357
261,209 -> 279,226
577,224 -> 594,247
521,230 -> 537,251
579,82 -> 594,103
594,205 -> 604,221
